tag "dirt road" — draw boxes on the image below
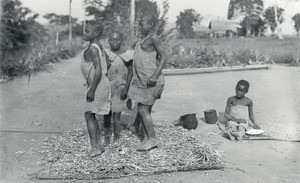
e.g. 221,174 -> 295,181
1,53 -> 300,183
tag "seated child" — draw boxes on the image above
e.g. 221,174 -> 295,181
81,21 -> 111,157
225,80 -> 260,141
103,31 -> 134,144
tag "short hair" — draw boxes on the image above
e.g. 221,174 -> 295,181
86,20 -> 103,36
109,31 -> 123,40
236,80 -> 250,91
140,9 -> 158,26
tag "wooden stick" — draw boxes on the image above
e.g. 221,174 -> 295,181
243,136 -> 300,142
163,65 -> 270,76
31,166 -> 223,180
0,130 -> 62,134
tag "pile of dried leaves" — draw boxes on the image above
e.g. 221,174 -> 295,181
33,123 -> 223,180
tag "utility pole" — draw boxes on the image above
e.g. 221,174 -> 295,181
68,0 -> 72,46
130,0 -> 135,39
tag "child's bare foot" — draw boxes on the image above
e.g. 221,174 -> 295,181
227,130 -> 236,141
236,136 -> 243,141
231,131 -> 243,141
133,126 -> 145,141
144,139 -> 159,150
136,140 -> 147,151
236,133 -> 243,141
137,139 -> 158,151
104,136 -> 110,146
230,131 -> 239,137
129,126 -> 136,134
88,146 -> 105,158
113,135 -> 120,143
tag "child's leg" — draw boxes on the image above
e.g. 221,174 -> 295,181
84,112 -> 105,157
113,112 -> 121,142
137,103 -> 158,150
228,125 -> 237,141
133,112 -> 142,134
132,112 -> 145,141
231,126 -> 246,141
103,111 -> 112,145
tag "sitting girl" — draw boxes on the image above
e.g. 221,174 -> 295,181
225,80 -> 260,141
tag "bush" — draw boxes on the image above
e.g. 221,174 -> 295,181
1,39 -> 84,77
165,44 -> 273,69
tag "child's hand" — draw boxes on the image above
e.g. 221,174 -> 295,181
254,123 -> 260,129
120,88 -> 128,100
86,89 -> 95,102
147,75 -> 158,88
238,119 -> 247,124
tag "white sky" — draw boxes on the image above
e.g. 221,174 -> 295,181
21,0 -> 300,34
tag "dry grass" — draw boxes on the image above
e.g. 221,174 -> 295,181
32,122 -> 223,180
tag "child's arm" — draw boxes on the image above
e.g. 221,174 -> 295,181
104,51 -> 111,69
130,38 -> 139,50
225,97 -> 244,123
248,99 -> 260,129
147,35 -> 167,87
87,46 -> 102,102
120,60 -> 133,100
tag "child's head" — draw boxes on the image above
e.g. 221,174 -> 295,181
83,20 -> 103,41
138,9 -> 158,36
108,31 -> 123,51
235,80 -> 249,98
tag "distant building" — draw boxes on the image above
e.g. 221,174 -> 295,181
194,18 -> 241,38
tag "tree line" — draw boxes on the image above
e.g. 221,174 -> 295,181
227,0 -> 300,38
1,0 -> 300,57
176,0 -> 300,38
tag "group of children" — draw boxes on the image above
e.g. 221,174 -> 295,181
81,11 -> 260,157
81,11 -> 165,157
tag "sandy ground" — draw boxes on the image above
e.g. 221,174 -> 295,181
1,53 -> 300,183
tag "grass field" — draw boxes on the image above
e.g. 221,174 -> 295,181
2,36 -> 299,79
175,36 -> 300,64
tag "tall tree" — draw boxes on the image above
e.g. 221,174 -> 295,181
240,15 -> 265,37
43,13 -> 62,45
228,0 -> 264,37
83,0 -> 169,38
1,0 -> 45,78
69,0 -> 72,45
130,0 -> 135,39
156,0 -> 169,35
263,6 -> 284,34
1,0 -> 40,52
43,13 -> 77,44
292,13 -> 300,36
228,0 -> 264,20
176,9 -> 202,38
264,0 -> 299,39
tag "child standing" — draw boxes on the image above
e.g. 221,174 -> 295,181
104,31 -> 134,144
81,21 -> 111,157
225,80 -> 260,141
128,10 -> 167,151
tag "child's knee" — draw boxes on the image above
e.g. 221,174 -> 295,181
138,105 -> 149,115
228,125 -> 237,132
85,111 -> 93,120
238,126 -> 246,133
